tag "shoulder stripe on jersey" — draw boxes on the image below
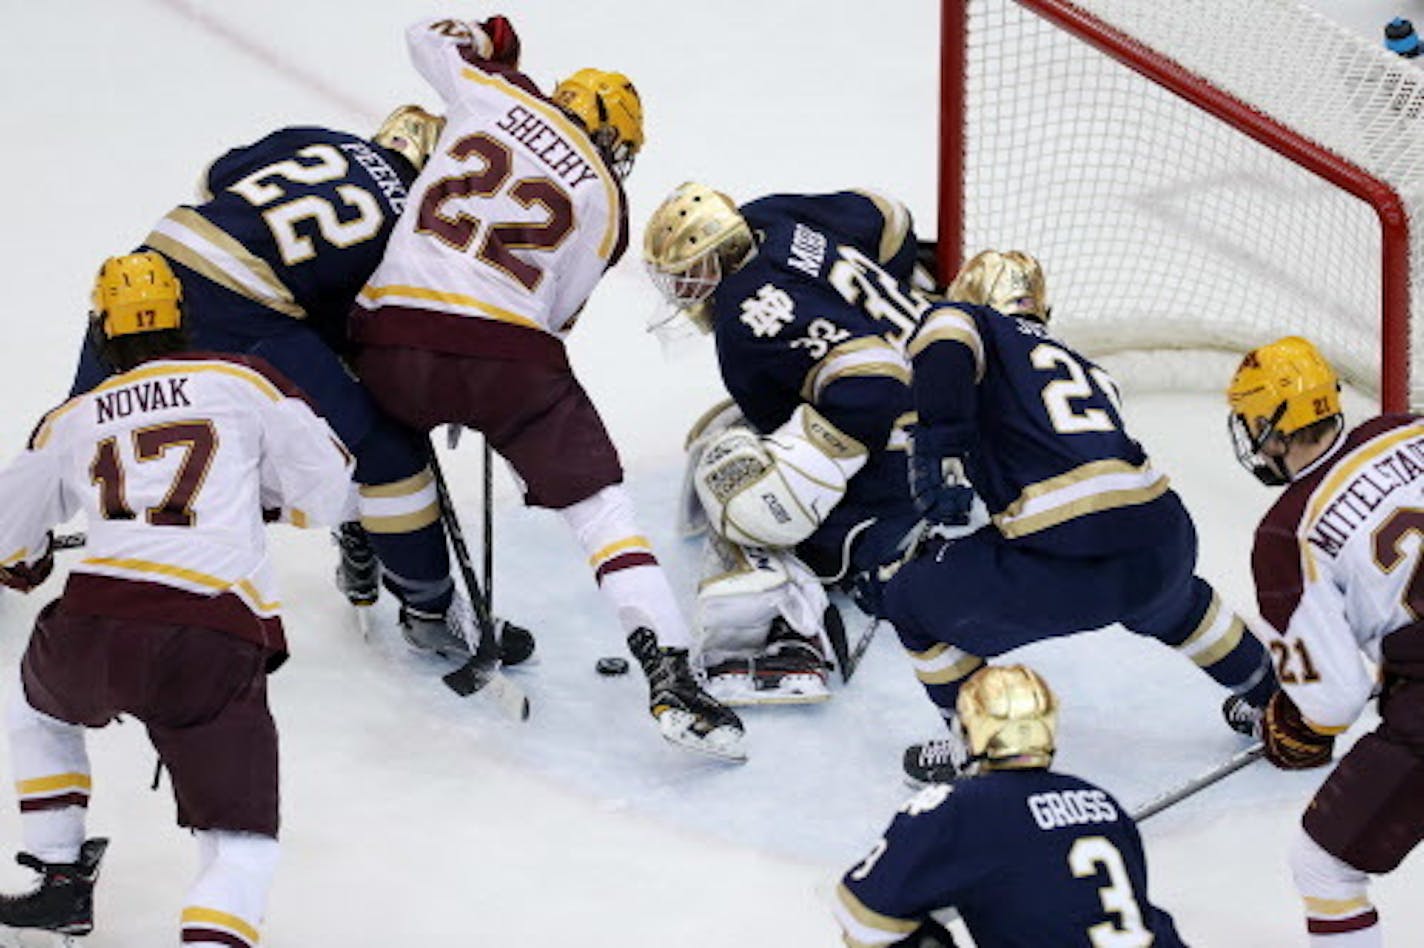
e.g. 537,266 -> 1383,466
850,189 -> 911,265
1,546 -> 32,568
90,360 -> 284,404
457,66 -> 621,259
1301,422 -> 1424,582
994,459 -> 1171,539
27,394 -> 87,450
801,337 -> 910,402
833,882 -> 919,947
147,208 -> 306,319
907,306 -> 984,380
357,283 -> 544,331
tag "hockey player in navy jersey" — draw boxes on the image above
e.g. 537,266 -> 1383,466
834,664 -> 1187,948
66,94 -> 533,665
885,250 -> 1277,783
643,183 -> 931,704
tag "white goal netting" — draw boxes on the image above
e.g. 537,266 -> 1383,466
957,0 -> 1424,405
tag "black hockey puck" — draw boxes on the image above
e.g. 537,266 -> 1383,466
595,656 -> 630,676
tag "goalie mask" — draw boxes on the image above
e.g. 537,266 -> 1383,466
948,250 -> 1050,322
957,664 -> 1058,771
90,251 -> 184,339
552,68 -> 644,180
643,182 -> 754,336
373,105 -> 446,172
1226,336 -> 1342,486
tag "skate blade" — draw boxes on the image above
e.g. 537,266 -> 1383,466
349,603 -> 375,643
0,928 -> 81,948
656,711 -> 747,763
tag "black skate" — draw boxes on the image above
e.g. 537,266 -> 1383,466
333,521 -> 379,606
629,628 -> 746,762
1222,695 -> 1264,738
400,596 -> 536,667
903,733 -> 970,787
0,838 -> 108,937
705,619 -> 830,706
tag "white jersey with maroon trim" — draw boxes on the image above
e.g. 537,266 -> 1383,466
0,354 -> 352,632
1252,414 -> 1424,732
355,17 -> 628,341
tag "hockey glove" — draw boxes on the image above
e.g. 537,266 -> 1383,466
0,533 -> 55,593
891,918 -> 959,948
908,427 -> 974,527
477,15 -> 521,66
1262,690 -> 1335,770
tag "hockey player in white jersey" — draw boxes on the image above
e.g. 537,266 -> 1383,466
351,14 -> 744,760
1227,336 -> 1424,946
0,253 -> 352,945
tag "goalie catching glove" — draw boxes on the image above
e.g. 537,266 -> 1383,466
692,404 -> 867,548
1261,690 -> 1335,770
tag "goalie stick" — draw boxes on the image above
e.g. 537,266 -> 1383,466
1129,741 -> 1265,823
428,448 -> 530,721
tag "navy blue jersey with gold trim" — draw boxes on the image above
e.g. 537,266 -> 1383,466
709,191 -> 925,578
836,770 -> 1186,948
143,127 -> 417,348
909,303 -> 1175,555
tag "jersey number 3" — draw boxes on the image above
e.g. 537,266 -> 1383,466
1069,837 -> 1154,948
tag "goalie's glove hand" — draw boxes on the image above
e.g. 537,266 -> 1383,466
475,14 -> 521,66
909,427 -> 974,526
891,917 -> 959,948
0,533 -> 55,593
1262,690 -> 1335,770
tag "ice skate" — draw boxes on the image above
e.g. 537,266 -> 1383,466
333,521 -> 379,606
903,731 -> 970,787
0,839 -> 107,941
399,594 -> 536,667
628,628 -> 746,762
1221,695 -> 1264,738
704,619 -> 830,706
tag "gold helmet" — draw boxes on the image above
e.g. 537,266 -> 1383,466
948,249 -> 1050,322
1226,336 -> 1342,486
552,69 -> 644,179
90,251 -> 184,339
642,182 -> 753,332
956,664 -> 1058,771
373,105 -> 446,172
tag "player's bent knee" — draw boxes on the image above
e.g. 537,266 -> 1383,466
1290,829 -> 1369,899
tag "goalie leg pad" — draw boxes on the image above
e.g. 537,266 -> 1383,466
695,536 -> 832,705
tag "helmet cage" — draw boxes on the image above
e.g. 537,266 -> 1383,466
647,250 -> 725,309
1229,402 -> 1291,486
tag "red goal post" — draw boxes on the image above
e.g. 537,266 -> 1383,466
939,0 -> 1424,410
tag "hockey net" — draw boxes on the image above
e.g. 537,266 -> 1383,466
941,0 -> 1424,409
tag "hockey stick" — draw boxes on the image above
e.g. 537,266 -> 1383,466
53,532 -> 86,551
428,449 -> 530,720
1129,741 -> 1265,824
482,437 -> 494,614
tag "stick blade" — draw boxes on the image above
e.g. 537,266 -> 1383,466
443,658 -> 531,721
